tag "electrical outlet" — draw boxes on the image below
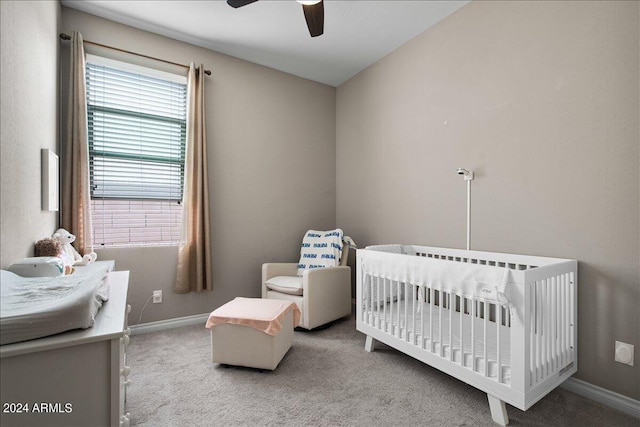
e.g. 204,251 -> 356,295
615,341 -> 634,366
152,290 -> 162,304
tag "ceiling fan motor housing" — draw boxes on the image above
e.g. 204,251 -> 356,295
227,0 -> 324,37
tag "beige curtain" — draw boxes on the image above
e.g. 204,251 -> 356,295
175,64 -> 212,293
60,31 -> 93,255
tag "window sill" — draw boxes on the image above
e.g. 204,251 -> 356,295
94,242 -> 179,250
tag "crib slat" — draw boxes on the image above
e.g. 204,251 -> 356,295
397,281 -> 401,338
548,278 -> 553,374
539,280 -> 544,380
471,299 -> 476,372
535,281 -> 540,383
412,284 -> 417,345
544,278 -> 553,378
429,287 -> 434,353
376,276 -> 380,327
376,276 -> 381,329
431,288 -> 435,352
532,282 -> 537,384
366,275 -> 371,326
386,281 -> 390,335
557,275 -> 563,368
398,280 -> 401,337
448,293 -> 453,361
363,275 -> 368,325
373,275 -> 377,327
362,275 -> 367,324
391,279 -> 396,336
420,286 -> 425,349
368,276 -> 375,326
548,278 -> 553,377
397,283 -> 407,338
542,279 -> 547,380
558,275 -> 563,366
399,280 -> 403,336
564,273 -> 570,365
560,274 -> 566,366
537,280 -> 543,383
368,275 -> 372,325
439,291 -> 444,357
404,281 -> 409,342
545,278 -> 550,379
392,280 -> 396,337
497,303 -> 502,383
551,276 -> 557,373
388,279 -> 394,335
378,277 -> 383,330
530,283 -> 537,386
393,279 -> 397,336
459,295 -> 464,367
369,275 -> 373,326
388,278 -> 392,334
484,302 -> 488,377
551,277 -> 557,370
397,280 -> 400,336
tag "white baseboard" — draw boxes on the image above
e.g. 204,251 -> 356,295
560,377 -> 640,419
130,314 -> 639,420
130,312 -> 209,336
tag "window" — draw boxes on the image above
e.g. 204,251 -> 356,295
85,56 -> 187,246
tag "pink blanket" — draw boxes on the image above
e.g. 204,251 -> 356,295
205,297 -> 301,336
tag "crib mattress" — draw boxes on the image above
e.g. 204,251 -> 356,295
364,300 -> 512,383
0,267 -> 110,345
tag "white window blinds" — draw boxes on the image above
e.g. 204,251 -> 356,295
85,58 -> 187,246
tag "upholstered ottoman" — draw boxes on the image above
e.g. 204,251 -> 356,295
205,297 -> 301,370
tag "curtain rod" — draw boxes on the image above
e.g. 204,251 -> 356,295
59,33 -> 211,76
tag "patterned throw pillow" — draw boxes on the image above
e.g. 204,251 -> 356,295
297,229 -> 344,276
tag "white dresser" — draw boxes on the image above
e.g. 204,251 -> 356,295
0,270 -> 131,427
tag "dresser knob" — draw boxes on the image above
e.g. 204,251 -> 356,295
121,335 -> 130,346
120,366 -> 131,377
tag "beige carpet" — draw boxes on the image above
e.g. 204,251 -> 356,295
126,315 -> 637,426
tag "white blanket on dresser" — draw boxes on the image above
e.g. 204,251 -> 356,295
0,267 -> 110,345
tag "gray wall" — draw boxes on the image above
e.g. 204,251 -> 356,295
336,1 -> 639,400
0,1 -> 60,266
57,7 -> 337,324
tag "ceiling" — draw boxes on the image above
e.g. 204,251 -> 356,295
61,0 -> 470,87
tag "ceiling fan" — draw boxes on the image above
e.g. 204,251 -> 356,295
227,0 -> 325,37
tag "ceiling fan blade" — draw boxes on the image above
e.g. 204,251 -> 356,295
302,0 -> 324,37
227,0 -> 259,8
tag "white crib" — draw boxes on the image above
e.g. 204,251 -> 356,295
356,245 -> 577,426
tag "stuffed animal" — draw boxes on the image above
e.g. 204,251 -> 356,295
34,237 -> 61,258
34,237 -> 75,274
51,228 -> 97,266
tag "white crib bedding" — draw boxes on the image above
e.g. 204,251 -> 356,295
0,267 -> 110,345
362,246 -> 513,305
363,300 -> 512,383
